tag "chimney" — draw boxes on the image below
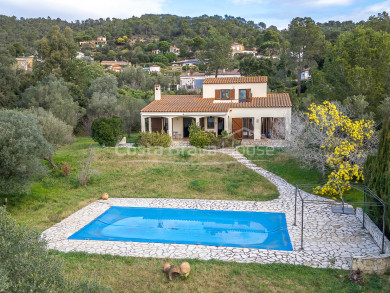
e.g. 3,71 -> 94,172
154,84 -> 161,100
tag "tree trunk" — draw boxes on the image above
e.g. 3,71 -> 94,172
297,67 -> 302,98
45,156 -> 58,169
215,67 -> 219,78
321,159 -> 326,181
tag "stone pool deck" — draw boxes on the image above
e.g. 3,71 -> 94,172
42,149 -> 383,270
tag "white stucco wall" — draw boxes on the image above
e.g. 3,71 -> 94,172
141,107 -> 291,140
172,117 -> 183,138
203,83 -> 267,99
228,107 -> 291,140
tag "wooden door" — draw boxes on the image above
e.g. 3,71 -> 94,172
200,117 -> 205,130
151,118 -> 162,132
232,118 -> 243,139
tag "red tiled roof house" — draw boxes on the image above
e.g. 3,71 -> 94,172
140,76 -> 292,140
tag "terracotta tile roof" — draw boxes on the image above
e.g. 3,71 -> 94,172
203,76 -> 267,84
231,94 -> 292,108
141,95 -> 230,113
141,93 -> 291,113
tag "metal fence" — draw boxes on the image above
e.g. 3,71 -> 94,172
293,183 -> 387,254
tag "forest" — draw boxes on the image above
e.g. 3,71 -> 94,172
0,12 -> 389,192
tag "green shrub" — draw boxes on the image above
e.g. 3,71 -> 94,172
91,115 -> 124,147
0,207 -> 107,292
189,122 -> 240,148
137,131 -> 171,147
188,122 -> 216,148
212,131 -> 241,148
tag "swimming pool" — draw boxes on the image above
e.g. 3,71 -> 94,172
69,206 -> 293,251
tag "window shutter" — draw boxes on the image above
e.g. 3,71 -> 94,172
246,89 -> 250,99
215,90 -> 220,99
230,89 -> 235,100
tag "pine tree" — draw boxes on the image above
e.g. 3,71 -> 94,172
365,118 -> 390,201
364,118 -> 390,236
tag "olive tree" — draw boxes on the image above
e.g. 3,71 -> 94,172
0,110 -> 52,193
19,75 -> 84,127
0,207 -> 108,292
24,107 -> 74,168
87,74 -> 118,118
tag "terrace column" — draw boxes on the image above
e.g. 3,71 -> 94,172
195,117 -> 200,126
214,117 -> 218,135
167,117 -> 173,136
141,116 -> 146,133
224,115 -> 229,132
148,117 -> 152,132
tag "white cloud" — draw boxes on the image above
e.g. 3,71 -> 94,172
0,0 -> 167,19
317,0 -> 390,23
231,0 -> 354,6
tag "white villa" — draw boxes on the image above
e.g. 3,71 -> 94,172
140,76 -> 292,141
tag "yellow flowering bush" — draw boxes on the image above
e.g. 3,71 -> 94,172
307,101 -> 374,198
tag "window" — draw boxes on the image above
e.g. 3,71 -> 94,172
239,89 -> 247,102
207,117 -> 214,129
220,89 -> 230,100
243,118 -> 254,139
239,89 -> 251,102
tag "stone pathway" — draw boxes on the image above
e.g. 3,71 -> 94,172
42,148 -> 382,270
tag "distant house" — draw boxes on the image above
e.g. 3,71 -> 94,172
231,43 -> 245,55
231,43 -> 257,56
171,59 -> 201,67
180,72 -> 206,89
180,69 -> 241,90
107,65 -> 124,72
152,49 -> 161,54
79,36 -> 107,48
300,68 -> 311,81
256,55 -> 280,60
169,46 -> 180,55
148,65 -> 161,73
16,56 -> 35,71
101,60 -> 131,67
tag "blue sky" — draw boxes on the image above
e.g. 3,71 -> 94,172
1,0 -> 390,29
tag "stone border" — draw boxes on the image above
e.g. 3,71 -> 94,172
42,149 -> 383,271
352,208 -> 390,273
356,207 -> 390,254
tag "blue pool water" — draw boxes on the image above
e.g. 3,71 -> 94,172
69,207 -> 293,251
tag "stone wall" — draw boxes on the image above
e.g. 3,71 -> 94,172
352,254 -> 390,274
353,208 -> 390,274
355,208 -> 390,253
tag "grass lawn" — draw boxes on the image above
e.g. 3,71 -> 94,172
2,137 -> 277,231
3,138 -> 389,292
239,146 -> 364,203
59,252 -> 390,293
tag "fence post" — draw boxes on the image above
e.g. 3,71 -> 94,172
382,203 -> 386,254
294,185 -> 297,226
362,186 -> 366,229
300,198 -> 304,250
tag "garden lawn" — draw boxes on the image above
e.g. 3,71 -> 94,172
59,252 -> 390,293
2,137 -> 277,231
239,146 -> 363,203
2,138 -> 389,293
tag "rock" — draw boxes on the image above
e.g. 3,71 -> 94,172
168,265 -> 181,281
180,262 -> 191,276
163,262 -> 171,273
